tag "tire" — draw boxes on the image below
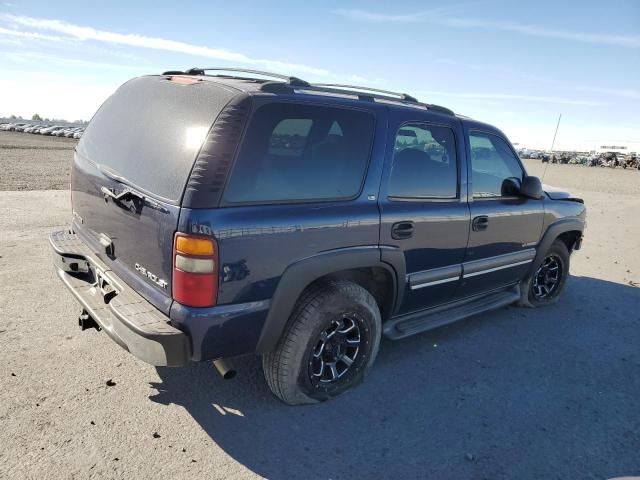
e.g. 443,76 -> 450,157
262,280 -> 382,405
519,239 -> 570,308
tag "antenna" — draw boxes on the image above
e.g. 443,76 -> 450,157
542,113 -> 562,182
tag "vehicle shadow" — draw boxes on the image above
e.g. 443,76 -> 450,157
149,276 -> 640,479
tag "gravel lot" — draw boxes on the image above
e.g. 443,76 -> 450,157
1,135 -> 639,479
0,131 -> 75,191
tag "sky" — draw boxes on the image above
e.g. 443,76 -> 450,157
0,0 -> 638,151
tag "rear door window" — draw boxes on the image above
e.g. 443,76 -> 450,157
387,123 -> 458,199
223,103 -> 375,203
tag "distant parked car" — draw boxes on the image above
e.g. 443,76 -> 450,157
15,124 -> 34,132
32,125 -> 50,134
2,123 -> 27,131
39,126 -> 65,135
55,128 -> 76,137
68,128 -> 84,138
73,130 -> 84,139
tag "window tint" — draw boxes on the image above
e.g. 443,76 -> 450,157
224,103 -> 374,203
268,119 -> 312,157
388,124 -> 457,198
77,76 -> 235,202
469,132 -> 523,198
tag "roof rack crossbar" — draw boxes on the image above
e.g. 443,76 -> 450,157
312,83 -> 419,103
179,67 -> 310,87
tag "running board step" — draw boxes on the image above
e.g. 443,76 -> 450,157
383,287 -> 521,340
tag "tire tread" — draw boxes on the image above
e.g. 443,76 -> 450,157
263,280 -> 380,405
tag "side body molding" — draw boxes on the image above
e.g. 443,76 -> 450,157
408,264 -> 461,289
255,246 -> 402,353
463,249 -> 536,278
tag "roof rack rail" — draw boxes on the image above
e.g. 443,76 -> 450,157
305,83 -> 455,116
160,68 -> 455,115
176,67 -> 310,87
425,104 -> 455,116
312,84 -> 419,103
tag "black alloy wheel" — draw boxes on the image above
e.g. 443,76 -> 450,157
309,314 -> 362,385
531,254 -> 564,300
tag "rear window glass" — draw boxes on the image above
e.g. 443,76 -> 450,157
77,76 -> 234,202
223,103 -> 374,203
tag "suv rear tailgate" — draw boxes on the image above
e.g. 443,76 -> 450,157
71,75 -> 236,313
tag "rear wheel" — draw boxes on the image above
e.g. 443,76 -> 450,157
519,239 -> 570,307
262,281 -> 381,405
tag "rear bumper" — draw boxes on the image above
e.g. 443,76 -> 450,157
49,230 -> 191,366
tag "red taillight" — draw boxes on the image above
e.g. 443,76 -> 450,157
172,233 -> 218,307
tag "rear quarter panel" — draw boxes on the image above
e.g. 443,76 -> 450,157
179,202 -> 380,305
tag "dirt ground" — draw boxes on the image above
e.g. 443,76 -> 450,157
0,135 -> 639,479
0,131 -> 75,191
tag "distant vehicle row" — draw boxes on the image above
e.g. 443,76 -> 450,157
0,122 -> 84,138
518,148 -> 638,168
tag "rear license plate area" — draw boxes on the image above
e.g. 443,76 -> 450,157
88,267 -> 116,302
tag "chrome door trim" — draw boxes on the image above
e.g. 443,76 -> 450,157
411,275 -> 460,290
463,259 -> 533,278
462,248 -> 536,279
407,264 -> 461,290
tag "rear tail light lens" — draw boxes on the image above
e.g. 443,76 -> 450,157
175,256 -> 214,274
175,236 -> 215,256
172,233 -> 218,307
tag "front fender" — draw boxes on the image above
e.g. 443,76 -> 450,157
530,217 -> 585,275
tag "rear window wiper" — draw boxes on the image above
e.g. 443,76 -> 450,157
98,164 -> 146,203
100,185 -> 145,202
97,164 -> 170,214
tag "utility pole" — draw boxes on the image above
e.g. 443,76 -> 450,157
542,114 -> 562,181
550,114 -> 562,153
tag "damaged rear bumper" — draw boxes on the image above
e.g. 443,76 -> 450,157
49,230 -> 190,366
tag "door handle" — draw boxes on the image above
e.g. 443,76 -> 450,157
472,215 -> 489,231
391,221 -> 414,240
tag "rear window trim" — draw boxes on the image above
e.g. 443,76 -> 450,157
219,100 -> 378,208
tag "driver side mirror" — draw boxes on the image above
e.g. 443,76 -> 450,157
519,175 -> 544,199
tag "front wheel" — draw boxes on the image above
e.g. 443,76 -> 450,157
519,240 -> 570,307
262,281 -> 381,405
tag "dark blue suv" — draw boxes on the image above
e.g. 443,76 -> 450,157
50,68 -> 586,405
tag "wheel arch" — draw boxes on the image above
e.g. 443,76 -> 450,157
529,218 -> 584,277
255,247 -> 402,354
